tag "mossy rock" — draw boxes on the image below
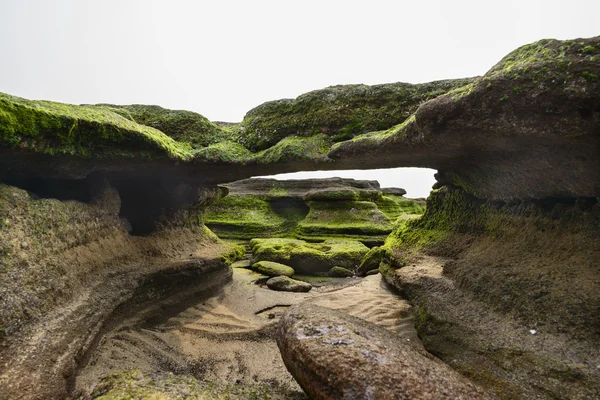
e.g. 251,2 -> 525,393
304,188 -> 359,201
252,261 -> 295,277
250,238 -> 369,275
266,276 -> 313,292
231,260 -> 251,269
328,266 -> 354,277
0,92 -> 190,159
239,78 -> 475,151
296,200 -> 393,240
357,246 -> 389,276
204,194 -> 287,239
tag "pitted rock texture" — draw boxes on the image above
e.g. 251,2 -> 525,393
276,304 -> 492,399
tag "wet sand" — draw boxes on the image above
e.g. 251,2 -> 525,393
75,268 -> 420,398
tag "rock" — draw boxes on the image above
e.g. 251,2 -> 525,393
251,261 -> 295,277
266,276 -> 312,292
366,269 -> 379,276
230,260 -> 251,269
250,238 -> 369,275
203,178 -> 420,241
357,246 -> 387,276
381,187 -> 407,196
276,304 -> 492,399
328,266 -> 354,277
330,37 -> 600,200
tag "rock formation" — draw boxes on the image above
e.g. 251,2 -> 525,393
204,177 -> 424,244
0,35 -> 599,399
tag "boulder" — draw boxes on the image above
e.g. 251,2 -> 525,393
357,246 -> 387,276
251,261 -> 295,277
266,276 -> 312,293
277,304 -> 492,399
250,238 -> 369,275
328,266 -> 354,277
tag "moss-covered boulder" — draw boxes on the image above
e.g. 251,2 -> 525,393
250,238 -> 369,275
328,266 -> 354,277
357,246 -> 389,276
266,276 -> 312,292
252,261 -> 295,277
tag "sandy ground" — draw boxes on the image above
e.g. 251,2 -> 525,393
74,268 -> 419,398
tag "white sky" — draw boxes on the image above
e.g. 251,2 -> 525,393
1,0 -> 598,197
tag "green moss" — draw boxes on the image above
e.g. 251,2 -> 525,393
253,134 -> 331,164
221,244 -> 246,265
98,104 -> 233,148
193,140 -> 253,163
582,45 -> 596,54
296,200 -> 393,238
91,369 -> 299,399
252,260 -> 295,277
250,238 -> 369,274
374,195 -> 426,222
581,71 -> 598,81
498,95 -> 510,102
240,79 -> 475,151
204,194 -> 287,239
513,87 -> 523,95
0,93 -> 191,159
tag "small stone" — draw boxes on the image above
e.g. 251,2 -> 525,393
328,266 -> 354,277
20,241 -> 28,249
252,261 -> 295,277
266,276 -> 312,292
366,269 -> 379,276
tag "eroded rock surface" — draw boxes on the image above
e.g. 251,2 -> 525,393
277,304 -> 492,399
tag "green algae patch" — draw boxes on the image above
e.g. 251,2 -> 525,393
296,200 -> 393,239
250,238 -> 369,275
239,79 -> 475,151
91,369 -> 301,400
252,260 -> 295,277
203,194 -> 287,239
0,93 -> 191,159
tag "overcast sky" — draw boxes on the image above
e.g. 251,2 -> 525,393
1,1 -> 598,196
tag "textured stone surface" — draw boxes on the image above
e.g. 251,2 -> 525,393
277,304 -> 492,399
266,276 -> 312,292
252,261 -> 295,277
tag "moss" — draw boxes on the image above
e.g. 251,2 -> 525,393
0,93 -> 191,160
250,238 -> 369,274
91,369 -> 300,399
328,266 -> 354,277
374,195 -> 426,222
221,243 -> 246,265
581,71 -> 598,81
192,140 -> 253,163
203,194 -> 287,239
296,200 -> 393,239
253,134 -> 331,164
252,260 -> 295,277
582,45 -> 596,54
498,95 -> 510,102
98,104 -> 233,148
240,78 -> 475,151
